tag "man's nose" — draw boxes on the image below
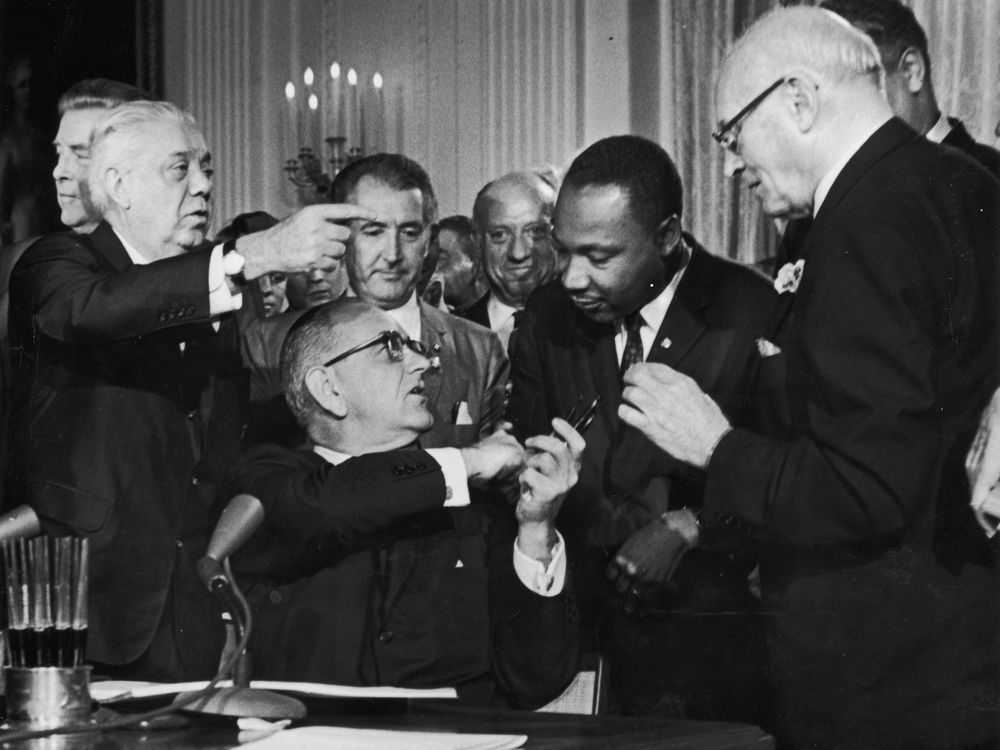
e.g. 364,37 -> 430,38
189,164 -> 212,195
307,267 -> 326,285
404,344 -> 431,374
259,275 -> 274,294
561,255 -> 589,291
52,151 -> 73,182
508,232 -> 531,262
723,150 -> 745,179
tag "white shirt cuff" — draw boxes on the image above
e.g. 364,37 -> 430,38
426,448 -> 470,507
513,531 -> 566,597
209,244 -> 244,316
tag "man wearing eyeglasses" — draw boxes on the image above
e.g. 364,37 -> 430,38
619,8 -> 998,748
225,297 -> 582,707
332,154 -> 509,450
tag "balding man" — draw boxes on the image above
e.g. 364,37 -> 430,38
618,8 -> 998,748
5,101 -> 372,680
465,172 -> 559,350
226,297 -> 581,707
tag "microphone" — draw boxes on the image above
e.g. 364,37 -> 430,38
180,494 -> 305,720
0,505 -> 42,544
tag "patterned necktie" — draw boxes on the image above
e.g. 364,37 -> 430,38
619,311 -> 644,380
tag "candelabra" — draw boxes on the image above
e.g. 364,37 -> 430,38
284,137 -> 367,202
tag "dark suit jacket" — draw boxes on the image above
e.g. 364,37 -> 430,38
455,290 -> 492,329
418,300 -> 508,449
704,119 -> 1000,748
506,240 -> 775,613
226,444 -> 578,709
5,222 -> 245,676
942,117 -> 1000,180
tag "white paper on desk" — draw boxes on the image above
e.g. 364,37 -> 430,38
91,679 -> 457,703
243,726 -> 527,750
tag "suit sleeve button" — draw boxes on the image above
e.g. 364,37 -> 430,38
269,590 -> 282,605
393,467 -> 404,475
378,630 -> 393,643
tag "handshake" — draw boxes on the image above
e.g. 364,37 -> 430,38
459,420 -> 585,556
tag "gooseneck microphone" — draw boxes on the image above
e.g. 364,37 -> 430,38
181,494 -> 305,719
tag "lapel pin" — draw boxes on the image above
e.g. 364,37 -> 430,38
660,337 -> 672,349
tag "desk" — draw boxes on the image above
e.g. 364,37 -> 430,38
2,700 -> 773,749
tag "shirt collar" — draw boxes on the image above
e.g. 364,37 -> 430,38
812,116 -> 891,217
113,227 -> 150,265
486,295 -> 518,331
924,111 -> 951,143
384,292 -> 422,340
314,444 -> 351,465
621,238 -> 691,334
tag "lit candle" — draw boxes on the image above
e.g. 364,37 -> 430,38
308,93 -> 319,150
329,62 -> 342,139
284,81 -> 297,154
347,67 -> 359,151
372,72 -> 386,152
302,68 -> 315,148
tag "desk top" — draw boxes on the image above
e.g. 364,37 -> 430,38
3,699 -> 773,750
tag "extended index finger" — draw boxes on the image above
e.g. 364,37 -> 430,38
314,203 -> 378,223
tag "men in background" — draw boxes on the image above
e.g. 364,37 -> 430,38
332,154 -> 508,449
228,298 -> 581,707
822,0 -> 1000,178
432,215 -> 488,311
619,9 -> 998,747
506,135 -> 775,723
5,101 -> 374,680
0,78 -> 150,496
464,172 -> 559,350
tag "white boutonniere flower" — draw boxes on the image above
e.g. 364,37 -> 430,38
774,259 -> 805,294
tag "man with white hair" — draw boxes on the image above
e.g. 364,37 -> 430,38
616,7 -> 998,748
5,100 -> 374,680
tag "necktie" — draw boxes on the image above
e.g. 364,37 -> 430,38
506,309 -> 524,356
619,311 -> 644,380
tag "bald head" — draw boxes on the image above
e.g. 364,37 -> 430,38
473,172 -> 558,308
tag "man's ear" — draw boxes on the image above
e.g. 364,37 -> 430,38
655,214 -> 682,261
304,366 -> 348,418
785,75 -> 820,133
896,47 -> 927,94
104,167 -> 130,210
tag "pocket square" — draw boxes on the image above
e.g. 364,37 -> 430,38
756,338 -> 782,358
452,400 -> 473,425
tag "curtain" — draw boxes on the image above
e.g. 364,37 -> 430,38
909,0 -> 1000,149
658,0 -> 780,269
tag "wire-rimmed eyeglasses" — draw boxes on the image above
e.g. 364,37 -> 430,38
712,78 -> 788,155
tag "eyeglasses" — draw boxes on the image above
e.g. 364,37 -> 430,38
323,330 -> 429,367
712,78 -> 788,155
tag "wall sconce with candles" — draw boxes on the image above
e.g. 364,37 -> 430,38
284,62 -> 388,202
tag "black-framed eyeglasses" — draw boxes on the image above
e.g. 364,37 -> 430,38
323,330 -> 429,367
712,78 -> 788,155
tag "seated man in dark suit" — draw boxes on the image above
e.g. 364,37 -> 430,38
5,100 -> 374,680
332,154 -> 509,449
226,297 -> 582,708
506,135 -> 776,723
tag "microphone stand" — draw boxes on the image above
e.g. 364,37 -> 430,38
177,496 -> 305,719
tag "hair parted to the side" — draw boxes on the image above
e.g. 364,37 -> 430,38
280,297 -> 377,429
331,153 -> 438,225
57,78 -> 152,116
820,0 -> 930,76
561,135 -> 683,234
86,101 -> 201,215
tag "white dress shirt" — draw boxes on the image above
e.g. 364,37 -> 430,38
614,240 -> 691,365
924,111 -> 952,144
313,444 -> 566,596
486,295 -> 519,351
384,292 -> 422,340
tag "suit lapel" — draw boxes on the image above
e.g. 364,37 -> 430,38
418,302 -> 447,419
88,222 -> 135,272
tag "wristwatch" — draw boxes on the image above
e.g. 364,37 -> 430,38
222,238 -> 248,286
